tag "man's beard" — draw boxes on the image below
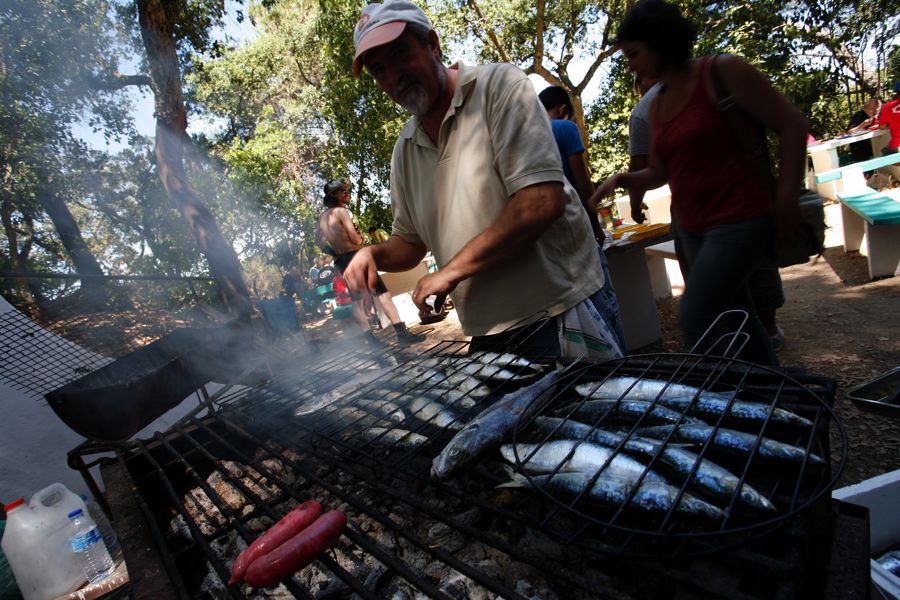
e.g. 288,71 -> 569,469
397,62 -> 447,117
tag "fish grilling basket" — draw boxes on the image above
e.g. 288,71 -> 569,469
505,351 -> 846,558
225,328 -> 845,560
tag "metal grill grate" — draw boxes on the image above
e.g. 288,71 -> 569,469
0,308 -> 112,397
80,330 -> 855,599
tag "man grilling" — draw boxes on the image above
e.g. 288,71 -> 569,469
317,180 -> 425,346
340,0 -> 622,359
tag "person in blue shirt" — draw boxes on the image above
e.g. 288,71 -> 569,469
538,86 -> 600,237
538,85 -> 626,352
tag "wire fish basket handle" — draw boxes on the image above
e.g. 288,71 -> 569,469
689,310 -> 751,360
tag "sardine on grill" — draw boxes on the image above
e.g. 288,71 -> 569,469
557,399 -> 706,426
360,427 -> 428,449
500,467 -> 724,520
431,369 -> 561,480
575,377 -> 812,428
531,417 -> 775,511
637,424 -> 824,465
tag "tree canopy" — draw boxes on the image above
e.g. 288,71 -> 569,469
1,0 -> 897,318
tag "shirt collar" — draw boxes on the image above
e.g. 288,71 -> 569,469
399,61 -> 475,144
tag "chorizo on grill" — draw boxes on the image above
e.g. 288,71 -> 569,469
243,510 -> 347,588
228,500 -> 322,584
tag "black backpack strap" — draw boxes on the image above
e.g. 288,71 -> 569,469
709,54 -> 776,191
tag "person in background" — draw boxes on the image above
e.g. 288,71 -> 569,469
537,85 -> 626,352
341,0 -> 621,359
537,86 -> 598,230
878,82 -> 900,155
630,72 -> 787,352
592,0 -> 807,365
318,180 -> 426,345
282,266 -> 304,300
846,97 -> 881,164
308,256 -> 324,282
627,74 -> 662,225
367,225 -> 390,245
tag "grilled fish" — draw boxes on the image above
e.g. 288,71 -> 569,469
652,396 -> 813,428
575,377 -> 812,428
397,368 -> 492,398
531,417 -> 775,511
575,376 -> 729,402
360,427 -> 428,449
405,397 -> 463,430
331,400 -> 405,424
637,424 -> 824,465
469,351 -> 546,372
367,386 -> 477,410
558,399 -> 705,426
501,440 -> 658,479
431,369 -> 562,480
417,356 -> 522,382
500,468 -> 723,519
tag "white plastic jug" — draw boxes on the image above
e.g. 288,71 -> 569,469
1,483 -> 88,600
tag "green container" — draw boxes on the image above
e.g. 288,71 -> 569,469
0,521 -> 24,600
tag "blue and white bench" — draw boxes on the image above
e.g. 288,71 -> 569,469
815,153 -> 900,279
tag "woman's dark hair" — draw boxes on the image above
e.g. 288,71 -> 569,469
616,0 -> 696,68
538,86 -> 574,118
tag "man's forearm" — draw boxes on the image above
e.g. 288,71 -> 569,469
438,183 -> 566,286
369,235 -> 427,272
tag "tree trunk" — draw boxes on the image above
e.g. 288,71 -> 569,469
1,197 -> 40,318
36,188 -> 133,311
135,0 -> 254,320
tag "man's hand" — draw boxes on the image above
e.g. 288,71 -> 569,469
411,269 -> 457,314
341,247 -> 380,294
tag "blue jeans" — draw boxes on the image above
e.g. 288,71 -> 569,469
677,215 -> 779,366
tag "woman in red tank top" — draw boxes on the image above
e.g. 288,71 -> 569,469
591,0 -> 808,365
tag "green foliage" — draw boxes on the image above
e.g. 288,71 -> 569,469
586,55 -> 634,181
4,0 -> 898,316
0,0 -> 138,306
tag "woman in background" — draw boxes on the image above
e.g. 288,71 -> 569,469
591,0 -> 808,365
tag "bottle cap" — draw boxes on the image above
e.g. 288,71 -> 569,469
4,499 -> 25,511
68,508 -> 84,519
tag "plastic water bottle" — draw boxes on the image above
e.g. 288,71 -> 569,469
67,509 -> 113,584
80,495 -> 121,564
3,484 -> 88,600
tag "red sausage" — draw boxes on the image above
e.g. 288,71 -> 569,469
228,500 -> 322,584
243,510 -> 347,588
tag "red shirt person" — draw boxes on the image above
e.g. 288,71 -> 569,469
878,81 -> 900,153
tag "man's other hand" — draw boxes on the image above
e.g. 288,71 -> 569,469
342,247 -> 380,294
411,270 -> 457,314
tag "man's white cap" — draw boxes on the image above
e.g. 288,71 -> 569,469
352,1 -> 432,76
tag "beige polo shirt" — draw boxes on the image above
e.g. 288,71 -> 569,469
389,62 -> 604,336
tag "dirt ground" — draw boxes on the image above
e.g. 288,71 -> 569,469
305,241 -> 899,490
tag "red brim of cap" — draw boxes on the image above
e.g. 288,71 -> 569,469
352,21 -> 408,76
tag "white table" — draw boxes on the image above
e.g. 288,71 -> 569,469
605,232 -> 673,351
808,129 -> 889,199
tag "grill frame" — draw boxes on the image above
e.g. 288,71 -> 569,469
69,332 -> 851,599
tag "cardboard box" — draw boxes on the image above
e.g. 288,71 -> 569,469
833,468 -> 900,598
